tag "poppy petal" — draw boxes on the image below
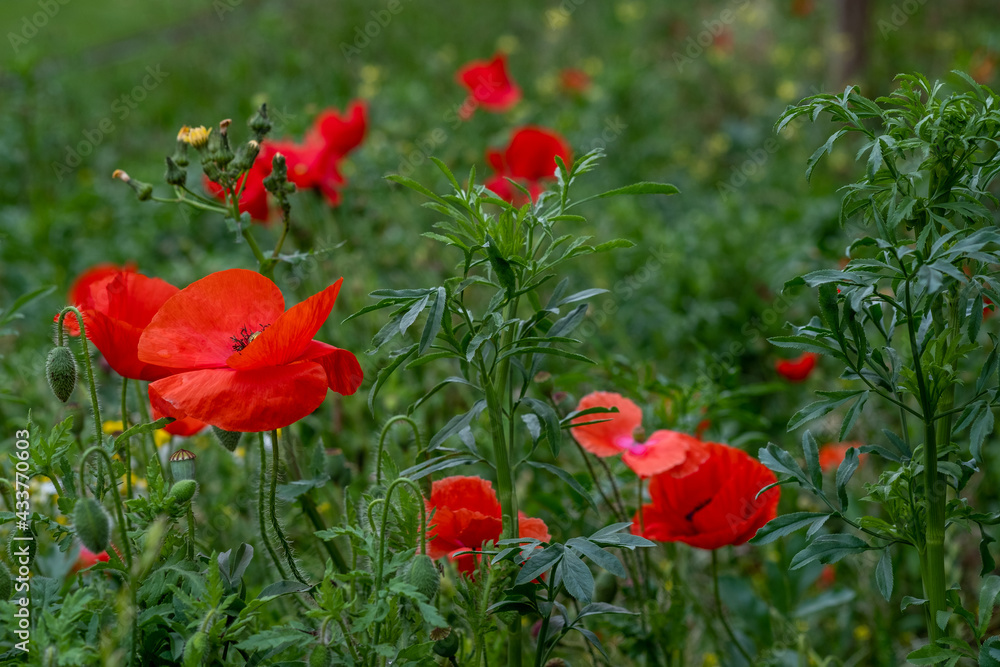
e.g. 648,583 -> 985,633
295,340 -> 363,396
570,391 -> 642,457
147,362 -> 329,432
518,514 -> 550,542
139,269 -> 285,370
622,429 -> 703,478
227,280 -> 343,370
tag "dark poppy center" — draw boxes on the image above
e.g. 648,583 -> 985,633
684,498 -> 712,523
230,323 -> 270,352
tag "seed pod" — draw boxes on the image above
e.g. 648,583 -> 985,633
407,554 -> 440,601
432,627 -> 459,658
168,480 -> 198,503
212,427 -> 242,452
169,449 -> 197,481
46,346 -> 77,402
307,646 -> 332,667
0,561 -> 12,600
73,498 -> 110,554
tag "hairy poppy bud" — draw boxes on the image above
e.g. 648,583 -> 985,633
495,610 -> 518,627
46,346 -> 77,402
212,426 -> 242,452
432,627 -> 459,658
165,156 -> 187,186
73,498 -> 111,554
168,479 -> 198,503
308,646 -> 332,667
408,554 -> 440,601
0,561 -> 11,600
8,528 -> 36,567
248,104 -> 272,140
169,449 -> 196,481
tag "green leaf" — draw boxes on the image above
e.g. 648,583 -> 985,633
560,546 -> 595,604
399,455 -> 481,481
574,602 -> 636,620
835,446 -> 861,511
526,461 -> 599,512
875,549 -> 893,601
788,391 -> 863,432
428,400 -> 487,450
516,544 -> 564,585
565,538 -> 626,577
497,346 -> 595,364
368,345 -> 417,415
905,644 -> 960,665
257,580 -> 313,601
485,233 -> 516,299
4,285 -> 56,328
839,390 -> 869,441
419,287 -> 447,355
971,404 -> 995,463
521,398 -> 561,456
759,443 -> 814,490
789,534 -> 870,569
802,430 -> 823,489
817,282 -> 841,332
979,575 -> 1000,635
592,182 -> 679,199
749,512 -> 831,545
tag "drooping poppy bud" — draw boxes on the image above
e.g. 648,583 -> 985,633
73,498 -> 111,554
46,346 -> 77,402
408,554 -> 440,601
432,627 -> 460,658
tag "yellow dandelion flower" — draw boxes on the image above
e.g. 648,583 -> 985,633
183,126 -> 212,149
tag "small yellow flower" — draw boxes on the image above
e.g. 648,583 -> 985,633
154,429 -> 171,448
183,126 -> 212,149
234,446 -> 246,458
702,653 -> 720,667
176,125 -> 191,142
102,420 -> 124,435
853,625 -> 871,641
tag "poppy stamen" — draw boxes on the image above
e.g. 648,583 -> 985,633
230,323 -> 270,352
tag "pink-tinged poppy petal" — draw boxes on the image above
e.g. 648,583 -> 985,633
570,392 -> 642,457
295,340 -> 363,396
140,269 -> 286,370
227,280 -> 343,370
622,430 -> 705,478
147,362 -> 329,432
518,514 -> 550,542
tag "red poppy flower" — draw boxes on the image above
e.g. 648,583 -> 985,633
559,68 -> 590,94
58,263 -> 137,336
485,127 -> 572,204
633,442 -> 779,549
775,352 -> 818,382
149,387 -> 207,437
60,270 -> 180,381
456,53 -> 521,116
137,269 -> 363,432
817,564 -> 836,589
71,545 -> 110,573
818,442 -> 865,472
570,392 -> 709,477
426,475 -> 550,576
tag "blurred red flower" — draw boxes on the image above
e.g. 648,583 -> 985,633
71,545 -> 110,573
570,392 -> 709,478
485,127 -> 572,204
204,102 -> 367,220
632,442 -> 779,549
775,352 -> 818,382
456,53 -> 521,116
138,269 -> 363,432
818,442 -> 865,472
60,269 -> 180,381
59,263 -> 136,336
559,68 -> 591,94
791,0 -> 815,16
426,475 -> 549,576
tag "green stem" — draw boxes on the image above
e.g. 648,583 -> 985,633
299,494 -> 348,573
270,430 -> 308,585
59,307 -> 104,496
134,382 -> 168,485
121,378 -> 131,502
186,505 -> 195,560
78,447 -> 132,570
375,415 -> 422,485
257,432 -> 289,581
711,550 -> 753,664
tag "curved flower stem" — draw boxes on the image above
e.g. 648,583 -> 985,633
270,429 -> 308,585
58,307 -> 104,496
121,378 -> 131,502
256,433 -> 288,580
375,416 -> 422,485
78,447 -> 132,570
299,494 -> 348,573
371,477 -> 426,650
711,550 -> 753,665
134,382 -> 168,485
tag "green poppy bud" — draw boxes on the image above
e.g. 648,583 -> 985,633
408,554 -> 440,601
0,561 -> 12,600
46,346 -> 77,402
212,426 -> 242,452
308,646 -> 332,667
73,498 -> 110,554
169,448 -> 197,481
168,479 -> 198,503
